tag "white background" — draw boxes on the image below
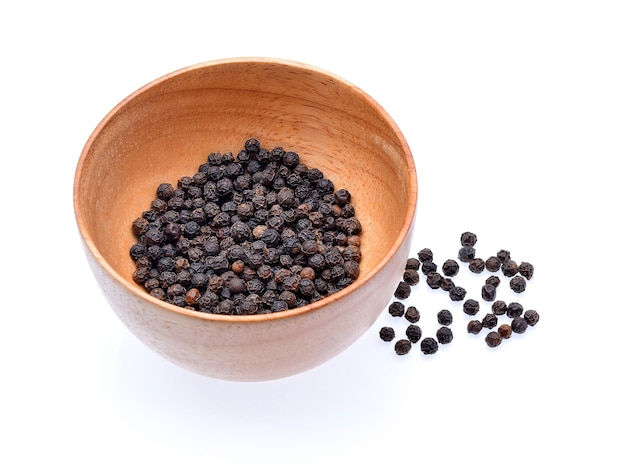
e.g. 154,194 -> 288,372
2,1 -> 625,465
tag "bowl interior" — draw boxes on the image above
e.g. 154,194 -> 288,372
75,59 -> 415,312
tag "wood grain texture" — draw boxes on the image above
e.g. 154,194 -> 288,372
74,58 -> 417,381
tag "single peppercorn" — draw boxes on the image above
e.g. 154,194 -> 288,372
420,337 -> 439,355
405,324 -> 423,343
524,309 -> 540,326
395,339 -> 412,355
496,249 -> 511,262
449,286 -> 467,301
485,256 -> 501,272
437,309 -> 453,326
468,258 -> 485,274
485,275 -> 501,288
463,299 -> 480,315
507,302 -> 524,318
440,278 -> 455,291
460,231 -> 478,247
482,313 -> 498,329
501,259 -> 519,277
481,284 -> 497,301
518,261 -> 535,280
421,260 -> 438,275
442,259 -> 460,277
379,327 -> 395,342
498,324 -> 513,339
511,316 -> 529,334
492,300 -> 508,315
510,275 -> 527,293
405,258 -> 420,270
485,331 -> 503,348
417,248 -> 433,262
467,320 -> 483,335
458,246 -> 476,263
426,272 -> 443,289
436,327 -> 453,344
403,268 -> 420,286
394,281 -> 412,300
388,301 -> 405,317
405,306 -> 421,323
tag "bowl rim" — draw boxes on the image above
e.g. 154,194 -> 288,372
73,56 -> 417,323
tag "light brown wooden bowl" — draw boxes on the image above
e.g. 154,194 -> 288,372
74,58 -> 417,381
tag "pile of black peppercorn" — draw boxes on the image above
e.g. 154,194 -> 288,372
379,231 -> 539,355
130,138 -> 362,315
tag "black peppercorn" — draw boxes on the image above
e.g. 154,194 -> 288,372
405,306 -> 421,323
417,248 -> 433,262
481,284 -> 497,301
442,259 -> 460,277
406,324 -> 423,343
485,256 -> 501,272
437,309 -> 453,326
403,268 -> 420,285
468,258 -> 485,274
421,260 -> 438,275
395,339 -> 412,355
467,320 -> 483,335
511,316 -> 529,334
436,327 -> 453,344
394,281 -> 412,300
460,231 -> 478,247
405,258 -> 420,270
524,309 -> 540,326
458,246 -> 476,263
379,327 -> 395,342
420,337 -> 439,355
518,261 -> 534,280
449,286 -> 467,301
501,259 -> 519,277
507,302 -> 524,318
485,275 -> 501,288
496,249 -> 511,262
509,275 -> 527,293
440,278 -> 455,291
388,301 -> 405,317
485,331 -> 502,348
492,300 -> 507,315
498,324 -> 513,339
482,313 -> 498,329
463,299 -> 480,315
426,272 -> 443,289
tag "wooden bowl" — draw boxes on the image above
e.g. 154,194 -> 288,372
73,58 -> 417,381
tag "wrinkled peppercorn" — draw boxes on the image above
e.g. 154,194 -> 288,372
509,275 -> 526,293
502,260 -> 519,277
379,327 -> 395,342
436,327 -> 453,344
468,258 -> 485,274
442,259 -> 460,277
507,302 -> 524,318
485,331 -> 503,348
467,320 -> 483,335
485,256 -> 501,272
420,337 -> 439,355
395,339 -> 412,355
426,272 -> 443,289
458,246 -> 476,263
421,260 -> 438,275
406,258 -> 420,270
460,232 -> 477,247
511,316 -> 528,334
394,281 -> 412,300
463,299 -> 480,315
418,248 -> 433,262
405,306 -> 421,323
437,309 -> 453,326
449,286 -> 467,301
482,313 -> 498,329
485,275 -> 501,288
403,268 -> 420,286
496,249 -> 511,262
406,324 -> 423,343
524,309 -> 540,326
518,262 -> 534,280
498,324 -> 513,339
389,301 -> 405,317
440,278 -> 455,291
481,284 -> 497,301
492,300 -> 508,315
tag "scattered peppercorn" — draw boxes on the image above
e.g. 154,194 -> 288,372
524,309 -> 540,326
458,246 -> 476,263
485,331 -> 503,348
510,275 -> 527,293
463,299 -> 480,316
420,337 -> 439,355
481,284 -> 497,301
379,327 -> 395,342
436,327 -> 453,344
501,259 -> 519,277
388,301 -> 405,317
496,249 -> 511,262
485,256 -> 501,272
467,320 -> 483,335
468,258 -> 485,274
442,259 -> 460,277
518,262 -> 534,280
449,286 -> 467,301
485,275 -> 501,288
482,313 -> 498,329
437,309 -> 453,326
492,300 -> 508,315
405,258 -> 420,270
406,324 -> 423,343
394,281 -> 412,300
418,248 -> 434,262
498,324 -> 513,339
395,339 -> 412,355
421,260 -> 438,275
440,278 -> 455,291
460,231 -> 478,247
426,271 -> 443,289
506,302 -> 524,318
403,268 -> 420,286
511,316 -> 529,334
405,306 -> 421,323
